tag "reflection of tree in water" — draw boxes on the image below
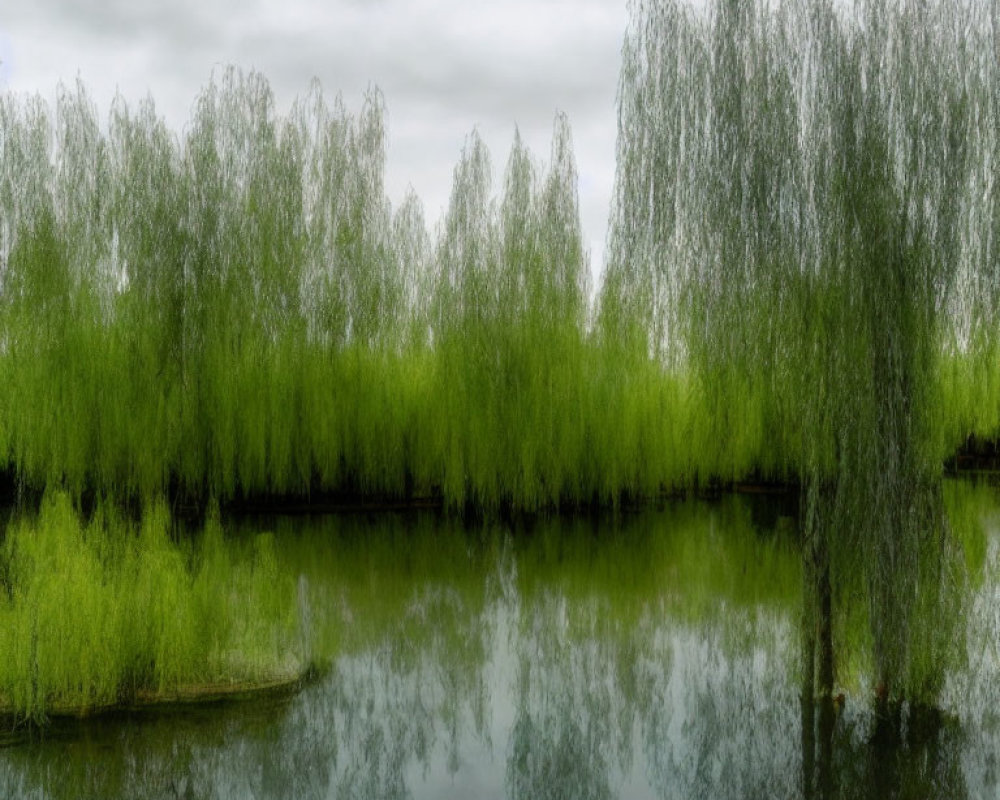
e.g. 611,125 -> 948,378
0,518 -> 499,800
504,602 -> 802,799
504,503 -> 802,800
505,593 -> 647,800
507,691 -> 613,800
796,484 -> 1000,800
0,696 -> 307,800
932,501 -> 1000,800
319,582 -> 496,797
504,599 -> 972,800
644,618 -> 801,800
801,702 -> 967,800
2,497 -> 1000,799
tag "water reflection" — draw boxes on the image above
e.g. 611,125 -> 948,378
1,488 -> 999,798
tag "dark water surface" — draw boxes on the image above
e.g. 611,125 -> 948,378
2,486 -> 999,799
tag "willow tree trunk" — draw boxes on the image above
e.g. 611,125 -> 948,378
802,481 -> 834,701
801,684 -> 836,800
801,483 -> 836,800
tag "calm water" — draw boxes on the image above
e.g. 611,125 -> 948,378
2,486 -> 1000,799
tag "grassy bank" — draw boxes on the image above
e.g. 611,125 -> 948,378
0,493 -> 303,721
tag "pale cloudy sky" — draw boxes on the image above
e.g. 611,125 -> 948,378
0,0 -> 628,281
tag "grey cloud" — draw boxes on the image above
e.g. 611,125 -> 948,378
9,0 -> 219,50
227,7 -> 622,150
4,0 -> 626,282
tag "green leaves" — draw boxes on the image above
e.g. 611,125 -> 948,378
609,0 -> 996,704
0,493 -> 300,719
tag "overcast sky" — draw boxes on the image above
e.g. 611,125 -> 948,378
0,0 -> 628,282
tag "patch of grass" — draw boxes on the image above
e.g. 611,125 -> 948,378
0,493 -> 302,722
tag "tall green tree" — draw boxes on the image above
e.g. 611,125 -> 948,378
607,0 -> 996,706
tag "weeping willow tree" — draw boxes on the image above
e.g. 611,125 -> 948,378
605,0 -> 998,706
0,68 -> 603,509
0,70 -> 409,500
431,116 -> 592,508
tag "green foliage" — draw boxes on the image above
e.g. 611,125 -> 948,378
5,62 -> 989,516
0,71 -> 697,510
0,31 -> 996,708
609,0 -> 995,704
0,493 -> 300,721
